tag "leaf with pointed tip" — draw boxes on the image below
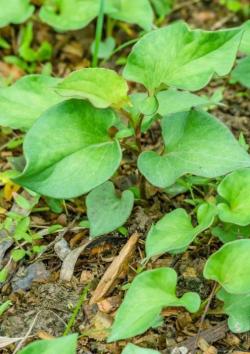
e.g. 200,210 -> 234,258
14,100 -> 121,199
138,110 -> 250,189
217,288 -> 250,333
122,344 -> 160,354
157,89 -> 219,116
231,56 -> 250,89
39,0 -> 100,32
146,203 -> 216,258
123,21 -> 242,93
204,239 -> 250,294
56,68 -> 129,109
0,0 -> 34,27
108,267 -> 200,341
217,168 -> 250,226
0,75 -> 64,130
86,181 -> 134,237
18,334 -> 77,354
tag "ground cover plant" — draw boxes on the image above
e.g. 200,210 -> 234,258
0,1 -> 250,353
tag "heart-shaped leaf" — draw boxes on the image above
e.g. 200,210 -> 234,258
18,334 -> 77,354
39,0 -> 100,31
146,203 -> 216,258
157,89 -> 219,116
0,75 -> 64,130
108,267 -> 200,341
105,0 -> 154,31
0,0 -> 34,27
231,56 -> 250,89
204,239 -> 250,294
56,68 -> 129,109
14,99 -> 121,199
123,21 -> 242,93
86,181 -> 134,237
138,109 -> 250,189
217,168 -> 250,226
122,344 -> 160,354
217,288 -> 250,333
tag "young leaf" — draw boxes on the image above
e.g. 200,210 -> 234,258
0,0 -> 34,27
86,181 -> 134,238
217,168 -> 250,226
108,267 -> 200,341
122,343 -> 160,354
56,68 -> 129,109
105,0 -> 154,31
123,21 -> 242,93
17,334 -> 77,354
146,203 -> 216,258
138,109 -> 250,189
204,239 -> 250,294
0,75 -> 63,130
39,0 -> 100,32
217,288 -> 250,333
11,249 -> 26,261
14,100 -> 122,199
231,56 -> 250,89
157,89 -> 219,116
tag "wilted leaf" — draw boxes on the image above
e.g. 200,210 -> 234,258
0,75 -> 63,130
14,100 -> 122,199
217,168 -> 250,226
146,203 -> 216,258
204,239 -> 250,294
56,68 -> 129,108
108,267 -> 200,341
124,21 -> 242,93
138,110 -> 250,189
86,181 -> 134,237
0,0 -> 34,27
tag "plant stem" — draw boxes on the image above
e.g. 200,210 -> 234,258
92,0 -> 105,67
63,284 -> 90,336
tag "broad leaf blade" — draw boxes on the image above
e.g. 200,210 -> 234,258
18,334 -> 77,354
122,344 -> 160,354
138,109 -> 250,189
86,181 -> 134,237
124,21 -> 242,92
108,268 -> 200,341
0,0 -> 34,27
0,75 -> 64,130
14,100 -> 122,199
231,56 -> 250,89
217,168 -> 250,226
56,68 -> 129,108
204,239 -> 250,294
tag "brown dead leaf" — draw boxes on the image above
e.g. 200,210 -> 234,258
36,331 -> 54,340
90,232 -> 140,304
0,62 -> 24,80
97,295 -> 121,314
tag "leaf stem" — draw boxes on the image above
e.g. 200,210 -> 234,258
92,0 -> 105,67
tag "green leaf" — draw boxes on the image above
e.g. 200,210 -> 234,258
90,37 -> 115,60
240,21 -> 250,55
105,0 -> 154,31
211,224 -> 250,243
157,89 -> 219,116
138,109 -> 250,189
39,0 -> 100,32
14,100 -> 122,199
86,181 -> 134,237
204,239 -> 250,294
217,288 -> 250,333
0,75 -> 64,130
11,249 -> 26,261
108,267 -> 200,341
146,203 -> 215,258
56,68 -> 129,109
17,334 -> 77,354
217,168 -> 250,226
123,21 -> 242,93
231,56 -> 250,88
150,0 -> 175,17
0,0 -> 34,27
122,344 -> 160,354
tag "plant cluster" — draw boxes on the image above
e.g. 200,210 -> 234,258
1,2 -> 250,353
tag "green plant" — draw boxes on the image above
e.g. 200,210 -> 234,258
0,0 -> 34,28
1,19 -> 250,349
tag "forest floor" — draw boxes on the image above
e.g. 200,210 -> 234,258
0,1 -> 250,353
